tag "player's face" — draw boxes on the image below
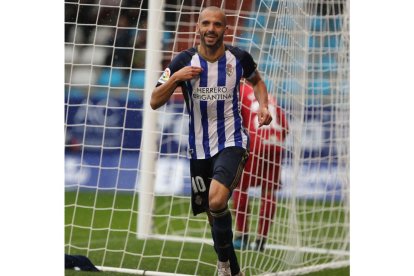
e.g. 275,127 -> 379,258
197,10 -> 227,49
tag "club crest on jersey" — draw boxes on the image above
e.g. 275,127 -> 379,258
158,68 -> 171,83
226,63 -> 234,77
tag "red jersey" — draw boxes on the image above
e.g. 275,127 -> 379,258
240,83 -> 289,155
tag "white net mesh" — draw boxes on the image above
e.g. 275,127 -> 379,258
65,0 -> 349,275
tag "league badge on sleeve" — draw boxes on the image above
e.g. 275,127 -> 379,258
158,68 -> 171,84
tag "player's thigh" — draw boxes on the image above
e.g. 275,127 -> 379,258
261,162 -> 282,191
212,146 -> 249,192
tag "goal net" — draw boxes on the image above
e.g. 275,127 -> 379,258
64,0 -> 349,275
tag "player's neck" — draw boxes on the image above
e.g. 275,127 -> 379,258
197,44 -> 225,63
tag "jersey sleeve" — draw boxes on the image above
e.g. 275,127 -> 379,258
226,45 -> 258,80
239,50 -> 257,79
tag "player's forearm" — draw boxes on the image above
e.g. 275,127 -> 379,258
253,79 -> 269,109
150,76 -> 179,110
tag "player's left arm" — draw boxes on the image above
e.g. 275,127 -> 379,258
246,70 -> 272,127
234,46 -> 272,127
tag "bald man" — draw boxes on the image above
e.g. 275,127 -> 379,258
151,6 -> 272,276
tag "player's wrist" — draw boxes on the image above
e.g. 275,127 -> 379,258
170,75 -> 181,85
260,104 -> 269,110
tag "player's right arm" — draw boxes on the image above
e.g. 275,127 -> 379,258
150,66 -> 203,110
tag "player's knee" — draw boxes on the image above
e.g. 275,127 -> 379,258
209,196 -> 227,211
209,180 -> 230,211
209,188 -> 228,210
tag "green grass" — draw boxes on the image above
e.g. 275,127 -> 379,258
65,190 -> 349,276
65,266 -> 349,276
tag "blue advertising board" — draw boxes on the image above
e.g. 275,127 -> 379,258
65,92 -> 347,201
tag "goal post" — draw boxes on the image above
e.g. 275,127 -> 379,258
64,0 -> 349,275
137,0 -> 164,240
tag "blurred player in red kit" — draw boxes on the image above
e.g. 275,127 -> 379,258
232,83 -> 289,251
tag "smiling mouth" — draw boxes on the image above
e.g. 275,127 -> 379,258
205,35 -> 218,42
205,32 -> 217,38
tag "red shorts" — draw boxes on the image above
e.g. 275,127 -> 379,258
238,149 -> 283,191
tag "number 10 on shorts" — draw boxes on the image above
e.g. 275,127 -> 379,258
191,176 -> 206,193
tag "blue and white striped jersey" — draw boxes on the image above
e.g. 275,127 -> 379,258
157,45 -> 257,159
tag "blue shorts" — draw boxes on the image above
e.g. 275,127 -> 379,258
190,146 -> 249,216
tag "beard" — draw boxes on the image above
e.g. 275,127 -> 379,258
200,31 -> 224,49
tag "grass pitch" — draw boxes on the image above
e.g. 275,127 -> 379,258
65,190 -> 349,275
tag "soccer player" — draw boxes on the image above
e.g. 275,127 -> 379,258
150,6 -> 272,276
232,83 -> 289,251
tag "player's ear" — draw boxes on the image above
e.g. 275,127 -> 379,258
196,22 -> 200,34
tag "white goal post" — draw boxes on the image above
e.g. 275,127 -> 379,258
64,0 -> 349,275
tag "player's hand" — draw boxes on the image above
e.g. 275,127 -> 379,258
173,66 -> 203,82
257,106 -> 272,127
